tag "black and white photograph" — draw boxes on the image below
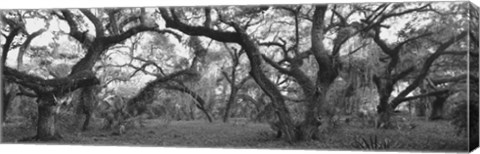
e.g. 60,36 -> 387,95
0,0 -> 479,153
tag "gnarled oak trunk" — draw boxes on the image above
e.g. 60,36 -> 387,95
78,86 -> 96,131
232,24 -> 296,141
372,75 -> 395,128
36,95 -> 61,140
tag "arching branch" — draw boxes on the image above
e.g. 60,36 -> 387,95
164,84 -> 213,122
392,66 -> 416,83
396,89 -> 450,104
380,4 -> 432,22
159,8 -> 241,43
60,10 -> 87,43
80,9 -> 105,37
3,67 -> 99,96
390,31 -> 468,109
17,28 -> 47,69
106,25 -> 181,45
1,28 -> 21,65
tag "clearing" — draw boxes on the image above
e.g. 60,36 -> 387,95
1,116 -> 468,152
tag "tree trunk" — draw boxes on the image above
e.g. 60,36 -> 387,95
2,90 -> 12,123
373,75 -> 394,128
376,108 -> 393,128
376,95 -> 393,128
296,92 -> 325,140
416,99 -> 427,117
189,104 -> 196,120
233,24 -> 296,141
294,5 -> 337,140
286,68 -> 327,140
223,88 -> 237,122
428,94 -> 448,120
78,86 -> 96,131
36,95 -> 61,141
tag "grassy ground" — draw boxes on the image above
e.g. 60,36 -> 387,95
1,116 -> 468,152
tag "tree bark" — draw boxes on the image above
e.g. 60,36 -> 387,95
415,100 -> 427,117
372,75 -> 395,128
36,95 -> 61,140
78,86 -> 96,131
223,88 -> 237,122
428,93 -> 448,120
288,67 -> 326,140
296,92 -> 325,140
2,90 -> 12,122
2,80 -> 15,123
230,23 -> 296,141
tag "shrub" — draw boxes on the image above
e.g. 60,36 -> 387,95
351,135 -> 400,150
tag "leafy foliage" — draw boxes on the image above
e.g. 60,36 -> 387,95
351,135 -> 401,150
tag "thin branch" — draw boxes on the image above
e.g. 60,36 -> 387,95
347,43 -> 368,55
293,6 -> 301,55
392,32 -> 433,52
258,41 -> 288,54
380,4 -> 432,22
221,71 -> 233,84
331,7 -> 347,26
332,29 -> 364,56
131,57 -> 166,75
128,62 -> 162,78
439,50 -> 468,56
397,89 -> 450,103
238,76 -> 251,88
102,77 -> 130,88
430,74 -> 468,85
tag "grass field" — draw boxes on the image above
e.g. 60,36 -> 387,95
0,116 -> 468,152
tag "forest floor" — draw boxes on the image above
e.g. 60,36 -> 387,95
1,115 -> 468,152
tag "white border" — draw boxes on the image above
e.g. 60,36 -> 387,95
0,0 -> 478,9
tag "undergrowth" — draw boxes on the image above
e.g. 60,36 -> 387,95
1,118 -> 469,151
